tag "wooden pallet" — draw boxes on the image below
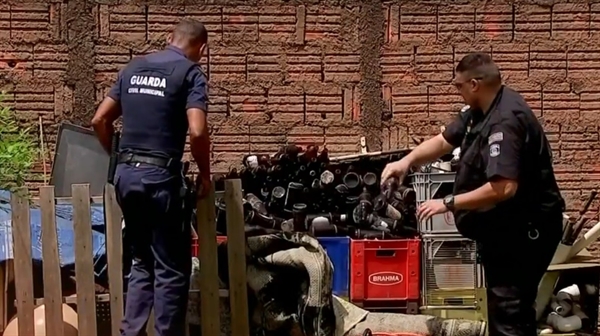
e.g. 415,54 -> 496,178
9,180 -> 249,336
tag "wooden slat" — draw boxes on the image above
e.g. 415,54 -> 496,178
71,184 -> 98,336
146,308 -> 155,336
40,186 -> 65,336
224,179 -> 250,336
197,181 -> 221,335
10,190 -> 35,336
28,289 -> 231,306
0,261 -> 5,331
104,183 -> 124,336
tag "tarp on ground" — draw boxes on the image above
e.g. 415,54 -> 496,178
0,190 -> 107,270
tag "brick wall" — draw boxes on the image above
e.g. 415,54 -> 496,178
1,0 -> 599,216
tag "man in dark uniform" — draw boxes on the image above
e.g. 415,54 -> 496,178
91,18 -> 211,336
381,53 -> 564,336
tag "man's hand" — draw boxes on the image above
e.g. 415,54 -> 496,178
417,199 -> 449,223
196,174 -> 211,200
381,158 -> 411,186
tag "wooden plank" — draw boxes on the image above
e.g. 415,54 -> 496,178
28,289 -> 230,306
0,262 -> 5,332
71,184 -> 98,336
104,183 -> 124,336
224,179 -> 250,336
329,148 -> 411,162
197,181 -> 221,335
40,186 -> 65,336
31,196 -> 105,205
146,308 -> 155,336
10,191 -> 35,336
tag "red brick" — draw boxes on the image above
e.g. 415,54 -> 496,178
455,44 -> 493,73
305,7 -> 341,42
246,48 -> 284,83
228,85 -> 268,125
295,5 -> 306,45
491,44 -> 528,80
343,86 -> 360,122
323,51 -> 360,83
382,126 -> 409,151
150,8 -> 217,45
258,6 -> 296,43
10,4 -> 53,42
249,125 -> 288,152
475,4 -> 513,42
207,86 -> 229,115
33,44 -> 68,79
384,5 -> 400,44
566,44 -> 600,81
94,45 -> 130,83
589,4 -> 600,39
514,5 -> 551,42
285,47 -> 322,82
409,124 -> 447,140
0,5 -> 10,41
391,84 -> 428,119
0,43 -> 33,75
324,126 -> 362,155
222,6 -> 258,42
381,46 -> 414,84
109,5 -> 146,43
542,83 -> 579,122
415,46 -> 454,83
552,4 -> 590,41
209,46 -> 247,82
266,85 -> 304,124
211,125 -> 250,153
437,5 -> 475,44
12,84 -> 55,115
304,83 -> 343,123
286,125 -> 325,146
54,85 -> 73,117
529,41 -> 567,81
428,84 -> 463,115
399,4 -> 437,44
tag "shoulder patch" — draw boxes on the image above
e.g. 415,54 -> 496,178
489,144 -> 500,157
488,132 -> 503,145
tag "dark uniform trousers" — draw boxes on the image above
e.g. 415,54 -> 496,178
478,213 -> 562,336
115,162 -> 191,336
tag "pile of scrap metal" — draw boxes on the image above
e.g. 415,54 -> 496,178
187,232 -> 487,336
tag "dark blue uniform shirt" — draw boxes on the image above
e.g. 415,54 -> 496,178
108,46 -> 208,112
442,86 -> 564,222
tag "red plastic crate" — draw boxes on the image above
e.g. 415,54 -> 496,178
191,236 -> 228,257
350,239 -> 421,310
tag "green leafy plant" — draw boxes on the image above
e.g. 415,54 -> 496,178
0,93 -> 38,195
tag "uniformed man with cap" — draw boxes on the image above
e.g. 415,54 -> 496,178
381,53 -> 564,336
92,18 -> 211,336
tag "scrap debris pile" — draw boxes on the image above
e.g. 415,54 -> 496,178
541,284 -> 597,333
212,145 -> 419,239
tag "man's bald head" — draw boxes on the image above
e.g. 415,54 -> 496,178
454,52 -> 502,110
456,52 -> 501,86
171,18 -> 208,46
168,18 -> 208,62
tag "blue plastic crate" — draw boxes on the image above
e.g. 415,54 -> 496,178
318,237 -> 350,297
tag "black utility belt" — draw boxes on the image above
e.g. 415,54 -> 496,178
118,153 -> 179,169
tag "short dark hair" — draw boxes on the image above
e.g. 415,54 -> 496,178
172,18 -> 208,45
456,52 -> 501,84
